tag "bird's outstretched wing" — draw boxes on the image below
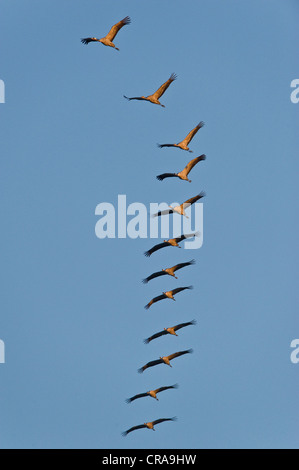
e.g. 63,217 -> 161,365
138,358 -> 163,373
179,121 -> 205,146
125,392 -> 148,403
156,173 -> 177,181
151,73 -> 177,100
145,294 -> 166,310
144,330 -> 168,344
170,286 -> 193,296
155,384 -> 179,394
182,155 -> 206,177
152,209 -> 174,218
81,37 -> 98,45
157,143 -> 176,149
123,95 -> 145,101
172,260 -> 195,272
173,320 -> 196,331
167,349 -> 193,361
174,231 -> 199,243
182,191 -> 205,208
122,424 -> 146,436
142,270 -> 166,284
144,242 -> 168,257
105,16 -> 131,41
152,417 -> 177,426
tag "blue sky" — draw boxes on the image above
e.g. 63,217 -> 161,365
0,0 -> 298,449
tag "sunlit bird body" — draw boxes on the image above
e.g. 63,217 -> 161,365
145,286 -> 193,310
126,384 -> 178,403
158,121 -> 204,152
144,232 -> 199,257
122,417 -> 177,436
157,155 -> 206,182
124,73 -> 177,107
152,192 -> 205,219
142,259 -> 195,284
144,320 -> 196,344
81,16 -> 131,50
138,349 -> 193,373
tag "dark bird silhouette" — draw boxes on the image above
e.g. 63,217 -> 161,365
81,16 -> 131,50
158,121 -> 204,152
122,417 -> 177,436
138,349 -> 193,373
152,192 -> 205,219
144,286 -> 193,310
144,320 -> 196,344
144,232 -> 199,257
157,155 -> 206,182
126,384 -> 178,403
142,260 -> 195,284
124,73 -> 177,107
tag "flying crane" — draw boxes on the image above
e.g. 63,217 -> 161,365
81,16 -> 131,50
157,155 -> 206,182
144,286 -> 193,310
152,192 -> 205,219
138,349 -> 193,373
158,121 -> 204,152
142,259 -> 195,283
144,232 -> 199,257
124,73 -> 177,107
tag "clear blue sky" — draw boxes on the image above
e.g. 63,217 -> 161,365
0,0 -> 298,449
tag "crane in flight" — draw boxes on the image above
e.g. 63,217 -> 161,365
142,259 -> 195,284
158,121 -> 204,152
144,320 -> 196,344
123,73 -> 177,107
144,232 -> 199,257
81,16 -> 131,50
144,286 -> 193,310
157,155 -> 206,182
125,384 -> 178,403
138,349 -> 193,373
152,192 -> 205,218
122,417 -> 177,436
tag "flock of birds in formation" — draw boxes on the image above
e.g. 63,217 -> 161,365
82,16 -> 206,437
